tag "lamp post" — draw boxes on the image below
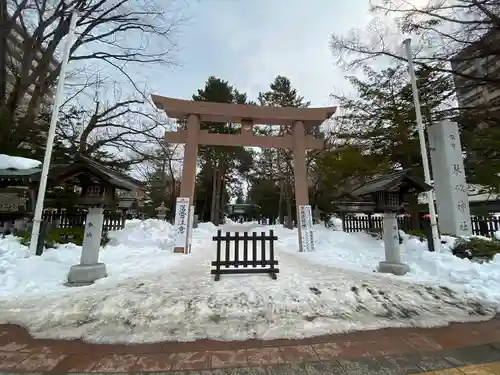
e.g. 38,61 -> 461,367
402,38 -> 440,249
29,10 -> 78,253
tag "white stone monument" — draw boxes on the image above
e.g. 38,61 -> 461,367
428,120 -> 472,237
378,213 -> 410,275
173,197 -> 190,253
187,205 -> 194,254
298,204 -> 315,252
67,207 -> 107,286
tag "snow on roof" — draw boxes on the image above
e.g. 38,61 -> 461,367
0,154 -> 41,170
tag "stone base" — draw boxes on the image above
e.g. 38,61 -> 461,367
66,263 -> 107,286
378,261 -> 410,276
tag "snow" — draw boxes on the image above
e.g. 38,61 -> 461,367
0,219 -> 498,344
0,154 -> 41,170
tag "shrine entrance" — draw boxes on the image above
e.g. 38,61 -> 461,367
152,95 -> 336,253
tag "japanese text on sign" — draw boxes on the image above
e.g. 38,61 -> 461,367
299,205 -> 314,252
85,221 -> 95,238
460,220 -> 469,231
174,198 -> 190,250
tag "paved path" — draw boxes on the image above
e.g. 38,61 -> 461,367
2,316 -> 500,373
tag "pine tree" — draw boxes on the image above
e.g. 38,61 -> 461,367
326,63 -> 456,226
191,77 -> 254,223
253,76 -> 310,227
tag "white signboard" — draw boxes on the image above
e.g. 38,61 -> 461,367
298,204 -> 315,252
174,197 -> 190,252
428,120 -> 472,236
187,205 -> 194,254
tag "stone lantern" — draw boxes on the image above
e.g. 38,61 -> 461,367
66,177 -> 112,286
350,169 -> 432,276
61,155 -> 142,286
156,202 -> 168,221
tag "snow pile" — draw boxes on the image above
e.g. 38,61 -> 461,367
0,219 -> 178,298
0,154 -> 41,170
0,219 -> 497,343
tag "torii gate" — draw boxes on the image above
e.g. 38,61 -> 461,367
151,95 -> 336,253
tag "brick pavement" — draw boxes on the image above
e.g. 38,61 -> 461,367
2,317 -> 500,373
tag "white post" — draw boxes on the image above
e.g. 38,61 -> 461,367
298,204 -> 315,252
173,197 -> 190,253
379,212 -> 410,275
29,11 -> 78,253
67,207 -> 108,286
402,38 -> 440,250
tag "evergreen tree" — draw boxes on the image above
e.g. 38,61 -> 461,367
190,77 -> 254,223
251,75 -> 311,226
322,63 -> 455,226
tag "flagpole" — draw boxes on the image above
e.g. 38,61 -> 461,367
29,10 -> 78,253
402,38 -> 440,249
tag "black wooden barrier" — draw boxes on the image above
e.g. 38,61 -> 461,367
211,230 -> 279,281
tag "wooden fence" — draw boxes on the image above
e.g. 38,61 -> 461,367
211,230 -> 279,281
42,211 -> 126,231
342,215 -> 500,238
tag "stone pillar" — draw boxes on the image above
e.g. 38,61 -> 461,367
378,212 -> 409,276
174,114 -> 200,253
428,120 -> 472,236
292,120 -> 314,252
67,207 -> 107,286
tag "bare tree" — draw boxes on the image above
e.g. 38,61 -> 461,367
55,84 -> 174,170
331,0 -> 499,82
1,0 -> 184,154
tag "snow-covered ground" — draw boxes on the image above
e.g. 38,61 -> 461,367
0,219 -> 498,344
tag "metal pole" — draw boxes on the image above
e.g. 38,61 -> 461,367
29,10 -> 77,253
402,38 -> 440,249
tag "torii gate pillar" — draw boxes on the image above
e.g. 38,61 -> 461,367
292,120 -> 314,252
172,114 -> 199,253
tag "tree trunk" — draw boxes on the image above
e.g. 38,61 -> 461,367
214,161 -> 225,225
167,155 -> 176,214
278,179 -> 285,224
219,175 -> 225,224
210,161 -> 218,223
161,157 -> 167,203
202,194 -> 209,222
0,0 -> 7,106
285,180 -> 293,229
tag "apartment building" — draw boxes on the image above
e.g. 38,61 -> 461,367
450,29 -> 500,115
3,22 -> 59,105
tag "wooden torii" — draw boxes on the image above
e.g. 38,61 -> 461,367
152,95 -> 336,253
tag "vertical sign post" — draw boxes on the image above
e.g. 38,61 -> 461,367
298,204 -> 314,252
173,197 -> 190,253
428,120 -> 472,237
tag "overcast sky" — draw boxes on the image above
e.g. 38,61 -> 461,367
138,0 -> 374,108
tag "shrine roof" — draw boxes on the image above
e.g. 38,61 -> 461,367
350,169 -> 432,196
0,155 -> 143,191
151,95 -> 336,127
